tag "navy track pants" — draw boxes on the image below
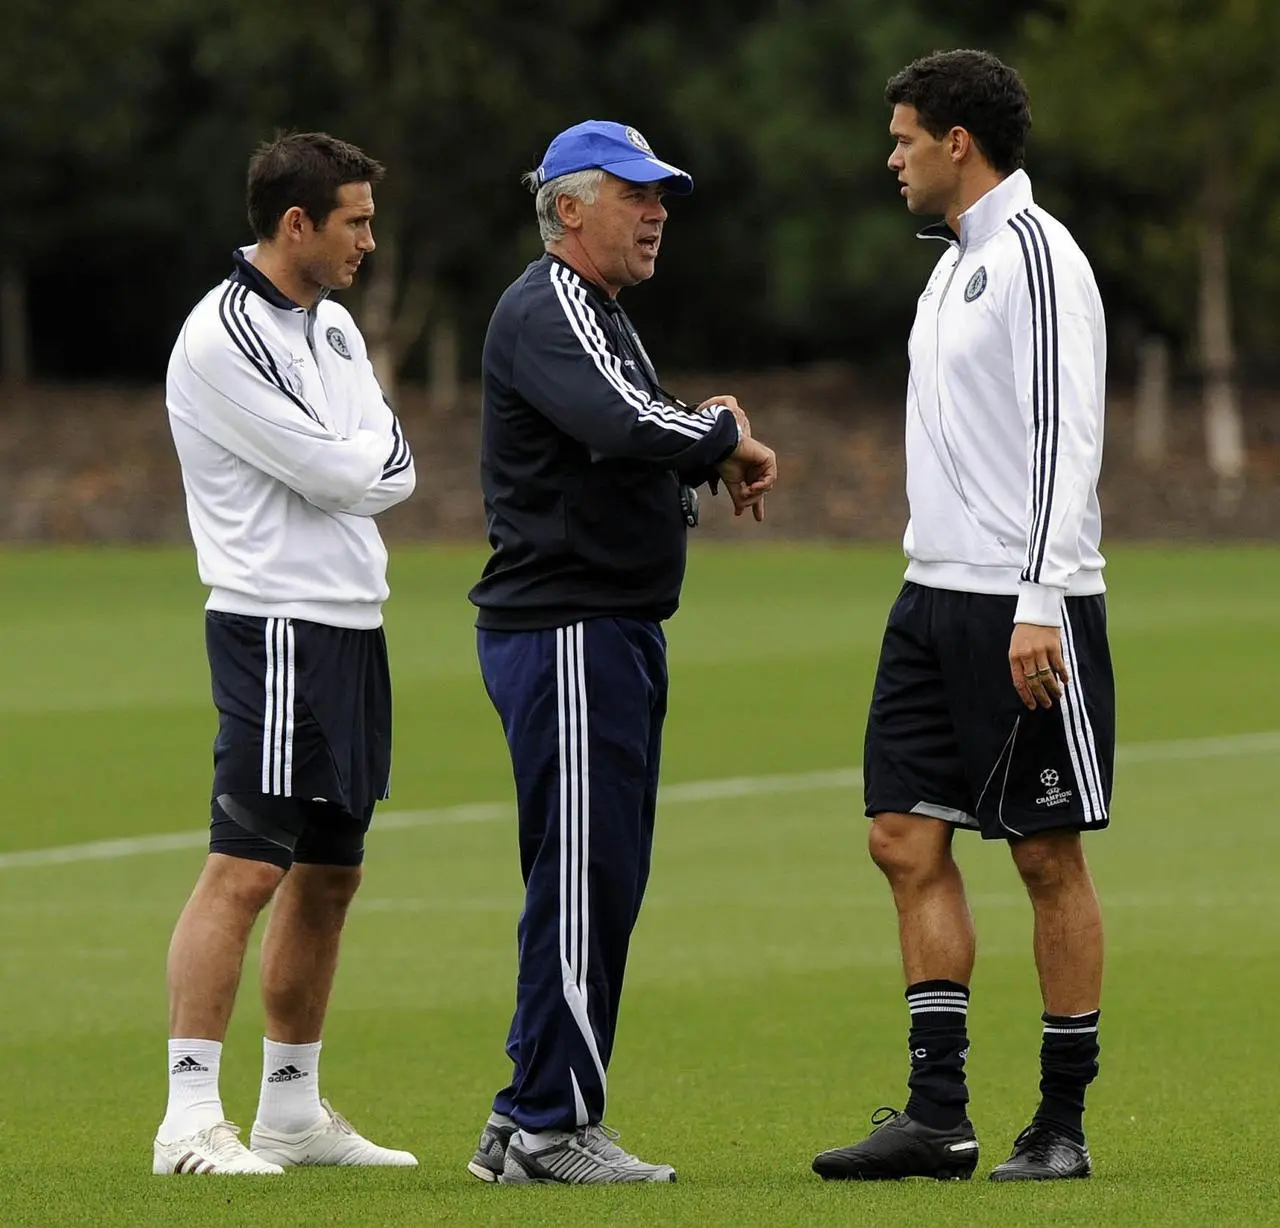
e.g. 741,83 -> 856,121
478,617 -> 667,1131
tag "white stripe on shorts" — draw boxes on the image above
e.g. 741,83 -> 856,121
261,618 -> 295,796
1059,607 -> 1107,824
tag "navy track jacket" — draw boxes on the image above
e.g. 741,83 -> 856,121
469,254 -> 739,631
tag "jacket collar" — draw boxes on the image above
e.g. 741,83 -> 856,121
230,246 -> 327,312
916,169 -> 1034,250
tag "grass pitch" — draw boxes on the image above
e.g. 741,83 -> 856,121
1,543 -> 1278,1226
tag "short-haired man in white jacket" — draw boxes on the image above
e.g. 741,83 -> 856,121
156,133 -> 417,1176
814,50 -> 1113,1184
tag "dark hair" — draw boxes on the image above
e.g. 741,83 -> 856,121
247,132 -> 385,240
885,50 -> 1030,174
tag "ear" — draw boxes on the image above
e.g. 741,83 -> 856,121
947,126 -> 974,165
277,205 -> 311,242
556,192 -> 586,233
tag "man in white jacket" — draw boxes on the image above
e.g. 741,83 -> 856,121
813,51 -> 1113,1184
156,133 -> 417,1175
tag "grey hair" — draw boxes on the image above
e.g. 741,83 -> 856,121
523,168 -> 605,243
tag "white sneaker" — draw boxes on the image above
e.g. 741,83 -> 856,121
153,1121 -> 284,1175
500,1124 -> 675,1184
250,1099 -> 418,1168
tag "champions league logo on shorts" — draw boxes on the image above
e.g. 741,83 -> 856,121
1036,767 -> 1072,808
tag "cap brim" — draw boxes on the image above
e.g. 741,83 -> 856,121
599,155 -> 694,195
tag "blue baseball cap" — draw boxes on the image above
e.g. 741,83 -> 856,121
535,120 -> 693,195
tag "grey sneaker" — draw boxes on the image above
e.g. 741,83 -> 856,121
467,1114 -> 518,1183
499,1124 -> 676,1184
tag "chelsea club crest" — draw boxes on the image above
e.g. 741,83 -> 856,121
325,326 -> 352,359
964,267 -> 988,302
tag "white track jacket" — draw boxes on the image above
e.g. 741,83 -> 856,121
902,170 -> 1105,627
167,248 -> 415,629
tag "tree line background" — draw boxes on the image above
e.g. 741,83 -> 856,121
3,0 -> 1279,495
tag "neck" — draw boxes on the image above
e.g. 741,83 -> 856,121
945,166 -> 1007,237
250,242 -> 318,309
547,238 -> 620,298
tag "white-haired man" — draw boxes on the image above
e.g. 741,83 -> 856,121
466,120 -> 777,1185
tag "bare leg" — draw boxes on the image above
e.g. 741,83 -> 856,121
259,863 -> 363,1043
1001,830 -> 1103,1161
167,853 -> 285,1039
869,814 -> 975,985
1009,831 -> 1103,1013
814,814 -> 977,1160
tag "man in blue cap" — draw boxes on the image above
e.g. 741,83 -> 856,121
465,120 -> 778,1185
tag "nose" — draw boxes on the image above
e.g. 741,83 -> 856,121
359,227 -> 376,253
645,197 -> 668,223
887,149 -> 903,172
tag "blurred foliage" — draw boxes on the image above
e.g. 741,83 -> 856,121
0,0 -> 1275,381
1018,0 -> 1280,359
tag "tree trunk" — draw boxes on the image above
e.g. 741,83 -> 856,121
1133,334 -> 1169,469
428,314 -> 460,413
1196,183 -> 1244,510
360,233 -> 400,401
0,259 -> 31,386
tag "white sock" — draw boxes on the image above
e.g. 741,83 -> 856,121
520,1128 -> 575,1150
158,1039 -> 224,1142
255,1039 -> 324,1133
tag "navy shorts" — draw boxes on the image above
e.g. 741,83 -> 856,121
205,611 -> 392,867
863,583 -> 1115,840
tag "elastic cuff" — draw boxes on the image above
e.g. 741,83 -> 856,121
1014,581 -> 1065,627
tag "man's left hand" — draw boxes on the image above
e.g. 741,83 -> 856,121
1009,623 -> 1070,710
716,436 -> 776,522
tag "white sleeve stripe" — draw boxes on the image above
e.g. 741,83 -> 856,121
548,264 -> 713,440
564,279 -> 713,436
220,284 -> 322,425
551,265 -> 699,437
564,280 -> 720,432
565,278 -> 719,433
550,267 -> 646,414
560,274 -> 707,429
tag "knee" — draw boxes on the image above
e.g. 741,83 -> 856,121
202,854 -> 285,915
1011,834 -> 1085,897
867,816 -> 949,887
288,864 -> 363,917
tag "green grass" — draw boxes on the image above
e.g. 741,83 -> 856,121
1,543 -> 1279,1226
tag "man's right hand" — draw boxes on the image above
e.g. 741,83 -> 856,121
697,395 -> 750,439
716,436 -> 777,521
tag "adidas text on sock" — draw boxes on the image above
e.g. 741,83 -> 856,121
159,1038 -> 224,1142
256,1039 -> 323,1134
